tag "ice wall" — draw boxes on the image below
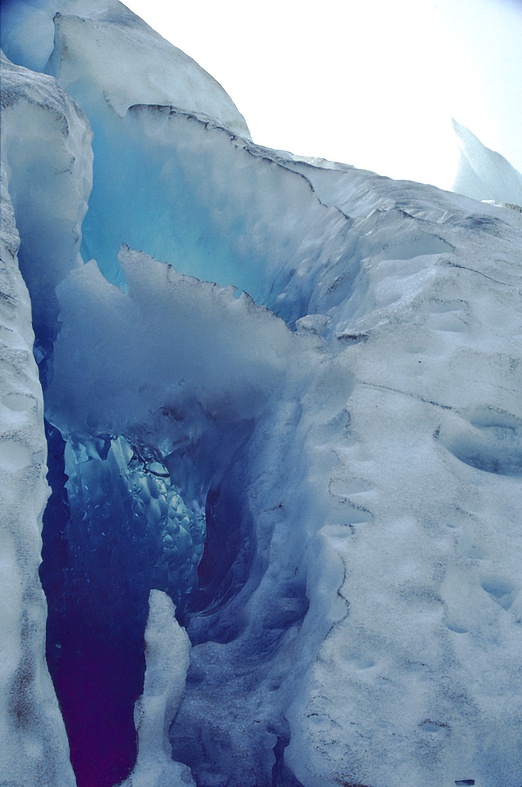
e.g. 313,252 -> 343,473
0,0 -> 249,139
0,47 -> 93,786
0,164 -> 75,785
1,0 -> 249,288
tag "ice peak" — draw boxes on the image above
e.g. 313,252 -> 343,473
1,0 -> 250,137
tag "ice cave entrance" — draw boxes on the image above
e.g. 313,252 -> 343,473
40,425 -> 206,785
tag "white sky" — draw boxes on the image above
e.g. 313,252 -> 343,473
124,0 -> 522,189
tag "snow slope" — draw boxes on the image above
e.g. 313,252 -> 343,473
1,2 -> 522,787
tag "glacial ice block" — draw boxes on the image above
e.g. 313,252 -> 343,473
46,4 -> 250,136
1,0 -> 249,137
46,246 -> 298,447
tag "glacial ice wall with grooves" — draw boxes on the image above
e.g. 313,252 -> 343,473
1,1 -> 522,786
0,163 -> 75,785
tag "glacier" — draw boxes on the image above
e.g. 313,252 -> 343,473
1,1 -> 522,786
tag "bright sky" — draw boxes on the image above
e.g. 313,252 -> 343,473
124,0 -> 522,190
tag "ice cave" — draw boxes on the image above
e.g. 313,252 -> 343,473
1,1 -> 522,786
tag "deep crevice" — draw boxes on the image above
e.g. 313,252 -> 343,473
188,477 -> 255,621
40,423 -> 147,787
39,408 -> 256,785
271,729 -> 305,787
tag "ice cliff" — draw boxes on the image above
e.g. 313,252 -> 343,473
1,2 -> 522,786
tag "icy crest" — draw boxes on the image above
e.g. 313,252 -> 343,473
453,119 -> 522,207
1,0 -> 249,136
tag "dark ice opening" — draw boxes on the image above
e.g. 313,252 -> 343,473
40,423 -> 148,786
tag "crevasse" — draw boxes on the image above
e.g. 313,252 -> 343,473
41,431 -> 205,785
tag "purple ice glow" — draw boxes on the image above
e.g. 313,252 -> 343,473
52,638 -> 144,787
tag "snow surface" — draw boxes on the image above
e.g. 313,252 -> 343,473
2,2 -> 522,786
